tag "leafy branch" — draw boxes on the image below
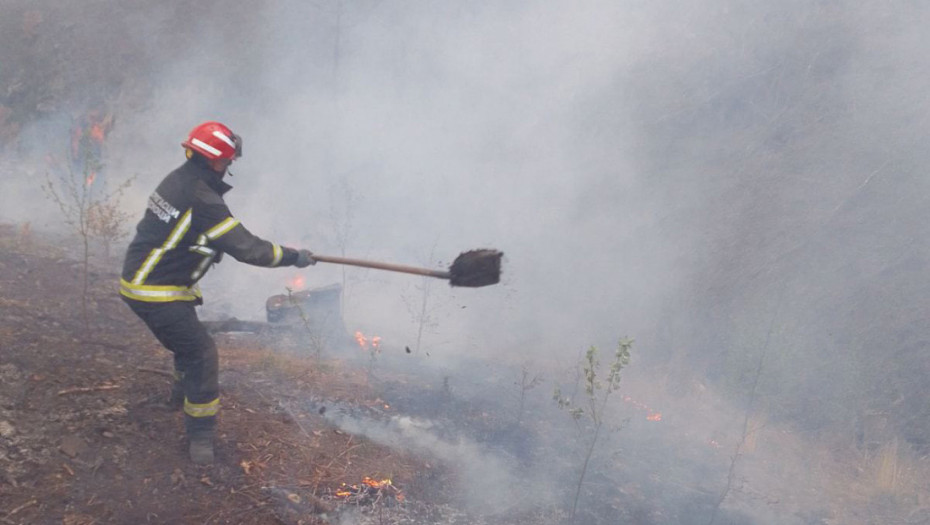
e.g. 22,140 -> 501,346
42,149 -> 133,331
554,338 -> 632,522
286,287 -> 326,358
515,366 -> 543,425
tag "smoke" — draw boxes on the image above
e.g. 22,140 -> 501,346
3,0 -> 685,357
324,412 -> 544,516
6,0 -> 930,522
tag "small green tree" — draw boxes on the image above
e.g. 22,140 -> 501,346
42,149 -> 132,330
515,365 -> 543,425
554,338 -> 633,522
401,243 -> 448,356
285,287 -> 327,358
86,196 -> 133,259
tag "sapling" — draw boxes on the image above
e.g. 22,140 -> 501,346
553,338 -> 633,522
352,330 -> 382,382
365,335 -> 381,381
285,287 -> 327,358
42,148 -> 132,331
708,309 -> 778,525
86,195 -> 133,259
515,365 -> 543,425
401,243 -> 449,356
403,270 -> 439,356
326,177 -> 357,317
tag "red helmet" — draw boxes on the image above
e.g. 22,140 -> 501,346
181,121 -> 242,160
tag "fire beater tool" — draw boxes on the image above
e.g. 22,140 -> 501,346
311,249 -> 503,287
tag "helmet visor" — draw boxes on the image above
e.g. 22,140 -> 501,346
232,133 -> 243,159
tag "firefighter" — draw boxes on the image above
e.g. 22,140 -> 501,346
120,121 -> 315,465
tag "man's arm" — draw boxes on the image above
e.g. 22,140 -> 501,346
199,204 -> 299,267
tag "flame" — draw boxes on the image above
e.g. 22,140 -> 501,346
84,111 -> 113,143
89,123 -> 106,143
355,331 -> 383,351
622,395 -> 663,422
334,477 -> 404,503
362,477 -> 391,488
287,274 -> 306,291
85,172 -> 96,187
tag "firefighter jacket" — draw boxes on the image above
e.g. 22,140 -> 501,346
120,160 -> 299,303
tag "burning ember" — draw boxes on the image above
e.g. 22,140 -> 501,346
88,121 -> 108,143
354,331 -> 381,350
332,476 -> 404,505
71,109 -> 114,185
623,395 -> 663,422
287,274 -> 306,291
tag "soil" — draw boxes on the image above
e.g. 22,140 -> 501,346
0,224 -> 445,525
4,223 -> 930,525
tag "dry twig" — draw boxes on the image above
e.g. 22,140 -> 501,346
5,499 -> 37,518
57,384 -> 119,396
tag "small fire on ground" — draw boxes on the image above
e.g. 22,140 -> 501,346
623,395 -> 662,422
332,476 -> 404,505
286,274 -> 306,291
354,331 -> 381,351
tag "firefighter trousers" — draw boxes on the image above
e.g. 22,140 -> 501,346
122,298 -> 219,434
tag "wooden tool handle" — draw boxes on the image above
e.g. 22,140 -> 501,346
312,254 -> 451,279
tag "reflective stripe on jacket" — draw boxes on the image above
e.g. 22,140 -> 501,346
120,160 -> 299,302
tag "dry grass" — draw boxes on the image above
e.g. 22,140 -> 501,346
876,439 -> 900,493
219,341 -> 428,488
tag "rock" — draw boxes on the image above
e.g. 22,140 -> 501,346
59,435 -> 88,458
0,364 -> 21,380
97,405 -> 128,419
0,420 -> 14,437
170,468 -> 185,486
3,471 -> 17,488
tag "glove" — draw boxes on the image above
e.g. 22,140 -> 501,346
295,249 -> 316,268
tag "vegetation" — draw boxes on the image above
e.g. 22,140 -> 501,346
285,287 -> 327,358
42,147 -> 132,330
515,365 -> 543,425
554,338 -> 632,522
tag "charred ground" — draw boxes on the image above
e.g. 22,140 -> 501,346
0,224 -> 456,525
4,225 -> 930,525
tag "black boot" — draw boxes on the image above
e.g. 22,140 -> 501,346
188,430 -> 214,465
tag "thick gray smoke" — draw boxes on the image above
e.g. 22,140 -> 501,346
5,1 -> 930,522
324,412 -> 537,515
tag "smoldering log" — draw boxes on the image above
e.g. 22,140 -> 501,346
202,284 -> 350,348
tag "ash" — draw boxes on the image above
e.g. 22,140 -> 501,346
332,501 -> 566,525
